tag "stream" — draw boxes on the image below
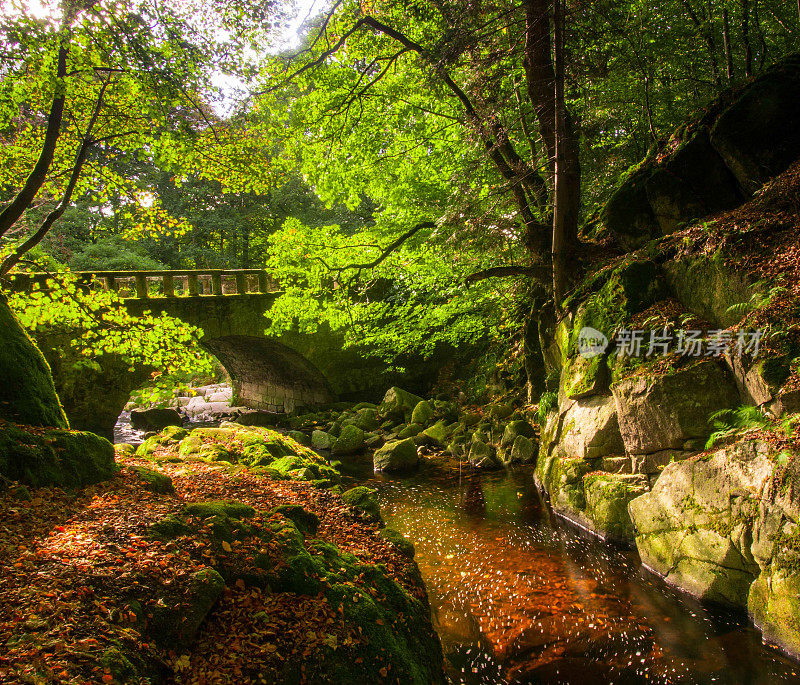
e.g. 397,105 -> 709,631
116,412 -> 800,683
353,462 -> 800,684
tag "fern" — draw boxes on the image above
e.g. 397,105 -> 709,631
537,391 -> 558,425
725,285 -> 788,319
705,405 -> 770,449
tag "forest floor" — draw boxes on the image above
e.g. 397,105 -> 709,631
0,452 -> 421,684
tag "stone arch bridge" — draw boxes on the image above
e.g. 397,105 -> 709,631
10,269 -> 341,422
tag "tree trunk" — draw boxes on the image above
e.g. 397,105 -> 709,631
524,0 -> 580,306
723,8 -> 734,81
0,42 -> 68,239
742,0 -> 753,77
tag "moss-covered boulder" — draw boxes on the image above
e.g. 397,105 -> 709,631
583,473 -> 649,544
500,419 -> 535,449
129,466 -> 174,494
506,435 -> 536,465
332,424 -> 365,456
468,437 -> 501,470
183,500 -> 256,519
558,395 -> 625,461
373,438 -> 419,472
380,387 -> 424,421
420,420 -> 451,447
379,527 -> 416,558
628,439 -> 770,607
710,53 -> 800,193
311,429 -> 332,450
146,567 -> 225,649
271,504 -> 319,536
0,294 -> 68,429
341,486 -> 381,521
0,421 -> 117,488
411,400 -> 434,426
611,360 -> 739,458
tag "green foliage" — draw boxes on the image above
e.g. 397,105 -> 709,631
537,391 -> 559,425
8,272 -> 215,384
725,283 -> 788,319
706,406 -> 773,449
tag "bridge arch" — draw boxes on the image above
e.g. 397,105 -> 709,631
9,269 -> 336,432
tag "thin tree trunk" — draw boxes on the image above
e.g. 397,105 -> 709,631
0,42 -> 68,239
742,0 -> 753,76
552,0 -> 568,307
1,78 -> 110,276
723,8 -> 734,81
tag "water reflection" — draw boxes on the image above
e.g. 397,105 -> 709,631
361,465 -> 799,684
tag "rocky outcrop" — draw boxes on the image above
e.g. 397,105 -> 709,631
601,53 -> 800,249
611,361 -> 739,465
628,439 -> 800,659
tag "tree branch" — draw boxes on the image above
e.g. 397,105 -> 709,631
464,265 -> 550,286
0,38 -> 69,239
331,221 -> 435,275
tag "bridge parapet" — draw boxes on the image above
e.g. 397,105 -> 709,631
7,269 -> 278,299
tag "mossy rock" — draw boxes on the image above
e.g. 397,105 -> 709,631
341,486 -> 381,521
397,422 -> 424,439
379,528 -> 415,558
0,421 -> 117,488
583,473 -> 649,544
380,387 -> 424,421
146,567 -> 225,648
0,294 -> 68,429
311,429 -> 332,450
420,420 -> 451,447
129,466 -> 174,494
288,430 -> 310,446
373,438 -> 418,472
411,400 -> 434,426
271,504 -> 319,536
183,500 -> 256,520
147,515 -> 193,540
332,424 -> 365,456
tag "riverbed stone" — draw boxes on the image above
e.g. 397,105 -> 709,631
506,435 -> 536,465
341,486 -> 381,521
411,400 -> 434,426
469,437 -> 501,470
373,438 -> 419,472
397,422 -> 423,439
332,425 -> 365,456
130,407 -> 183,432
500,420 -> 535,449
421,420 -> 451,447
380,387 -> 424,421
311,430 -> 332,450
612,360 -> 739,457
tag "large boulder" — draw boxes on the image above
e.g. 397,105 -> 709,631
558,395 -> 625,461
130,407 -> 183,432
0,421 -> 117,488
612,361 -> 738,460
468,437 -> 501,470
710,53 -> 800,193
373,438 -> 419,472
380,387 -> 423,421
0,294 -> 68,429
583,473 -> 649,544
332,424 -> 366,456
628,440 -> 771,607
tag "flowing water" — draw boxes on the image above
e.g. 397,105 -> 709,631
353,462 -> 800,684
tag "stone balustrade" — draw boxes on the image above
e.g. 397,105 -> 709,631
7,269 -> 278,299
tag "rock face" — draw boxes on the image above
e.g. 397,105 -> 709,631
612,361 -> 739,460
373,438 -> 419,472
601,53 -> 800,249
0,294 -> 68,429
627,438 -> 800,659
558,395 -> 625,461
130,407 -> 183,432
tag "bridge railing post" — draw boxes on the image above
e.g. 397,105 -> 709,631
134,274 -> 148,298
235,272 -> 246,294
162,274 -> 175,297
257,271 -> 268,293
187,274 -> 199,296
211,272 -> 222,296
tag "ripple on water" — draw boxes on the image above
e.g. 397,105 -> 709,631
359,467 -> 800,685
